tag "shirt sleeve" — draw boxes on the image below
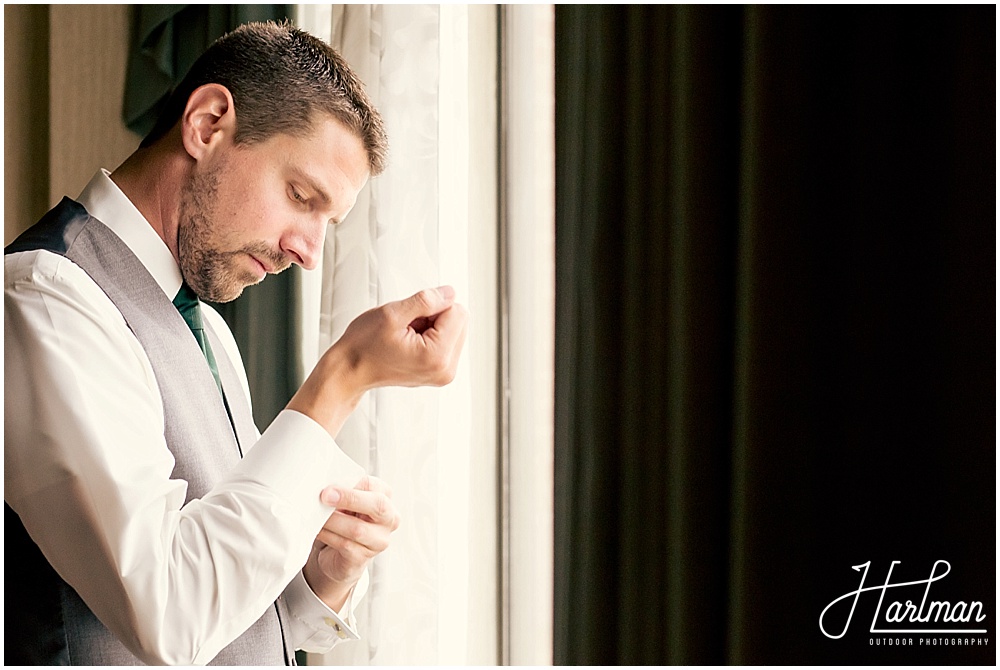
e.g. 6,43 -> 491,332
202,300 -> 370,653
4,250 -> 366,665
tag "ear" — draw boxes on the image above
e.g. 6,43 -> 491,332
180,83 -> 237,162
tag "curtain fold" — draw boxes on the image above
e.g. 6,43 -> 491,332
297,4 -> 497,664
123,4 -> 293,137
555,5 -> 993,665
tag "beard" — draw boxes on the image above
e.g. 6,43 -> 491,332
177,167 -> 289,303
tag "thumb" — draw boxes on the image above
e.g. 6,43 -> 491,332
320,486 -> 342,507
396,286 -> 456,321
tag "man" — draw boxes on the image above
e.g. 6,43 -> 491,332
4,21 -> 468,665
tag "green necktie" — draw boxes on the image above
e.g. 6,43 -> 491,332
173,282 -> 223,396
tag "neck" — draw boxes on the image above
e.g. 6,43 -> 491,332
110,139 -> 189,265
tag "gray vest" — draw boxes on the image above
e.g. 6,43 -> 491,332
5,198 -> 295,665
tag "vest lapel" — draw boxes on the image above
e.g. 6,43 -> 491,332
206,324 -> 260,452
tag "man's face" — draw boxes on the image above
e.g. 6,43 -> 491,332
177,115 -> 370,302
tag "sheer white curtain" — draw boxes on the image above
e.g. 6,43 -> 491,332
295,5 -> 499,665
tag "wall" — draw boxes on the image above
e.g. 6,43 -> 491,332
4,4 -> 138,245
4,4 -> 50,245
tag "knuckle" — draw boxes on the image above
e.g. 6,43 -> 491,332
367,475 -> 388,496
341,544 -> 362,565
334,533 -> 353,551
434,361 -> 455,386
416,289 -> 434,308
320,528 -> 344,550
374,307 -> 393,329
427,356 -> 449,384
375,494 -> 396,523
372,494 -> 390,520
436,355 -> 451,374
353,541 -> 375,562
349,521 -> 367,544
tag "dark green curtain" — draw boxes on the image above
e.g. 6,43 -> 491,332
554,5 -> 993,665
124,4 -> 293,137
123,5 -> 297,430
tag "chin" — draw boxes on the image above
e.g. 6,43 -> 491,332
214,290 -> 244,304
200,281 -> 245,304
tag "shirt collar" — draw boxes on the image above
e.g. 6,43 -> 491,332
76,169 -> 184,300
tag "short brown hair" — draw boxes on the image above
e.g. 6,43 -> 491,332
141,20 -> 387,175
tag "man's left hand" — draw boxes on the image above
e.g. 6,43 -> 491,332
303,475 -> 401,611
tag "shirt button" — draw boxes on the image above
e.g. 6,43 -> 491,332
323,617 -> 348,639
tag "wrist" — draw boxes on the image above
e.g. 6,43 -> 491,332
287,342 -> 367,438
303,554 -> 359,613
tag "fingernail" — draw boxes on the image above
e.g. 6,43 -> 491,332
437,285 -> 456,301
323,488 -> 341,506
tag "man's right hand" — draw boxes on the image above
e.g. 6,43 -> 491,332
287,286 -> 469,437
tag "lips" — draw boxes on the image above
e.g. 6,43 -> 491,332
248,254 -> 269,278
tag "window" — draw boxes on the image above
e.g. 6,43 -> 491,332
296,5 -> 554,664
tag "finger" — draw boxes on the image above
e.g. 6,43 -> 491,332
354,475 -> 393,498
393,286 -> 456,322
423,302 -> 468,348
421,303 -> 468,382
318,512 -> 392,553
316,529 -> 376,566
319,487 -> 362,520
320,479 -> 393,509
328,488 -> 400,528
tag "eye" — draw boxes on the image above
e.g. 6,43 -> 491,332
289,186 -> 307,204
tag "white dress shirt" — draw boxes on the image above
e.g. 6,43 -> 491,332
4,170 -> 369,665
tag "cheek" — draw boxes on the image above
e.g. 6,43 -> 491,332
236,196 -> 296,245
215,184 -> 270,233
214,163 -> 293,242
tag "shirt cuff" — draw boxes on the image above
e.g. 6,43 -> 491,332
240,409 -> 366,535
283,568 -> 370,653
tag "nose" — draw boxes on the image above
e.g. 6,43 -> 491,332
281,218 -> 326,270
